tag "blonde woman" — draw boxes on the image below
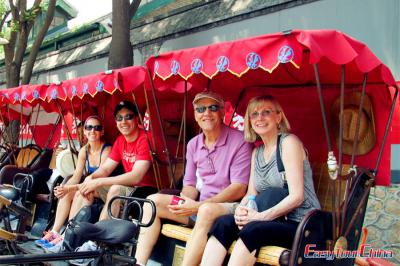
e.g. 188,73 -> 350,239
201,95 -> 320,266
35,116 -> 111,252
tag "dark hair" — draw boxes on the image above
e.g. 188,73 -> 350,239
113,101 -> 138,117
84,115 -> 103,127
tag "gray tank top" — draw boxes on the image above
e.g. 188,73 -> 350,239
254,133 -> 321,222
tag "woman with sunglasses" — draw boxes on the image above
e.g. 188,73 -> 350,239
201,95 -> 320,265
35,115 -> 111,252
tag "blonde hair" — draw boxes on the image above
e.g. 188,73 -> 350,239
244,95 -> 291,142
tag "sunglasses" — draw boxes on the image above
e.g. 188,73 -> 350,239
84,125 -> 103,131
115,113 -> 135,122
195,104 -> 221,113
250,109 -> 277,120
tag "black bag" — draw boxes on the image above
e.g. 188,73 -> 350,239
255,134 -> 289,219
255,186 -> 288,212
62,200 -> 103,251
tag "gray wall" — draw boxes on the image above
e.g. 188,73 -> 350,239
140,0 -> 400,80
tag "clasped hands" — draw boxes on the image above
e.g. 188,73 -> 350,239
53,176 -> 99,200
78,177 -> 100,197
234,205 -> 260,229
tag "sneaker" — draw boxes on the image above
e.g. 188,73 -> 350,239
34,230 -> 58,247
43,235 -> 64,253
69,241 -> 98,266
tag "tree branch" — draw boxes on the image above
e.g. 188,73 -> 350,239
22,0 -> 55,84
8,0 -> 18,19
129,0 -> 141,19
0,10 -> 10,31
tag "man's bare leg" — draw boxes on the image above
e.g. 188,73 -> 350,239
135,194 -> 188,265
99,185 -> 122,220
182,203 -> 229,266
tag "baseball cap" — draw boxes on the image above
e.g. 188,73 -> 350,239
192,91 -> 224,107
113,101 -> 139,117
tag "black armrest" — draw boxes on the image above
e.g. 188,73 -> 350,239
107,196 -> 156,228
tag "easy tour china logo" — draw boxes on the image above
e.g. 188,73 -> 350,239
304,244 -> 393,261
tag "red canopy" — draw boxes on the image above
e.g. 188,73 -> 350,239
146,29 -> 398,186
0,66 -> 148,148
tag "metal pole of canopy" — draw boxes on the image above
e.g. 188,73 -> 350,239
313,64 -> 332,151
131,91 -> 161,190
175,97 -> 185,179
228,89 -> 246,128
313,63 -> 337,243
340,74 -> 368,236
54,100 -> 77,168
182,81 -> 188,181
69,98 -> 83,147
19,104 -> 24,146
336,65 -> 346,234
350,75 -> 368,167
338,66 -> 345,175
143,87 -> 162,188
5,104 -> 18,163
43,115 -> 61,150
146,68 -> 176,188
0,105 -> 6,137
19,103 -> 28,165
173,82 -> 188,185
29,104 -> 41,146
374,85 -> 398,174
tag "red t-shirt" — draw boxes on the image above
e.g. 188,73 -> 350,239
108,130 -> 156,188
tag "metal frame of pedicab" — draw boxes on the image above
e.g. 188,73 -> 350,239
0,66 -> 161,264
0,84 -> 54,181
144,29 -> 399,265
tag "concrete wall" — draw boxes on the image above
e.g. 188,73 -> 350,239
132,0 -> 400,81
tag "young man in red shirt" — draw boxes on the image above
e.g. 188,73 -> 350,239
78,101 -> 157,220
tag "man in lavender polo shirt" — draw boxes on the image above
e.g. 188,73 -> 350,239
136,91 -> 252,266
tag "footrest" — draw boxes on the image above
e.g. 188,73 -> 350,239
75,219 -> 138,245
0,228 -> 17,241
0,185 -> 20,202
161,224 -> 290,265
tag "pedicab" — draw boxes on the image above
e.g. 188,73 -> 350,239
0,66 -> 159,265
144,29 -> 399,265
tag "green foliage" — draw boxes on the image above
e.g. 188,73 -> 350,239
10,20 -> 20,32
0,0 -> 7,17
22,6 -> 41,23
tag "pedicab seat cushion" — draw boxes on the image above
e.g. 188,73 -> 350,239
0,185 -> 19,201
161,223 -> 289,265
74,219 -> 138,245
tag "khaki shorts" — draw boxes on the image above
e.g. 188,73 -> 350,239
96,185 -> 135,202
220,202 -> 239,214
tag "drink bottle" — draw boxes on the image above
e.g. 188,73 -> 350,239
246,195 -> 258,211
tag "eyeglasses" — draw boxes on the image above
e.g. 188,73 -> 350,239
84,125 -> 103,131
115,113 -> 135,122
195,104 -> 221,113
250,109 -> 278,120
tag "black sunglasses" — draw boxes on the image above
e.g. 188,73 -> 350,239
84,125 -> 103,131
195,104 -> 221,113
115,113 -> 135,122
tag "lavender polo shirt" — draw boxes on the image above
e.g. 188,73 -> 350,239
183,125 -> 252,201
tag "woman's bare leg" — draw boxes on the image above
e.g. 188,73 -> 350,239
51,191 -> 75,232
227,238 -> 257,266
201,236 -> 228,266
